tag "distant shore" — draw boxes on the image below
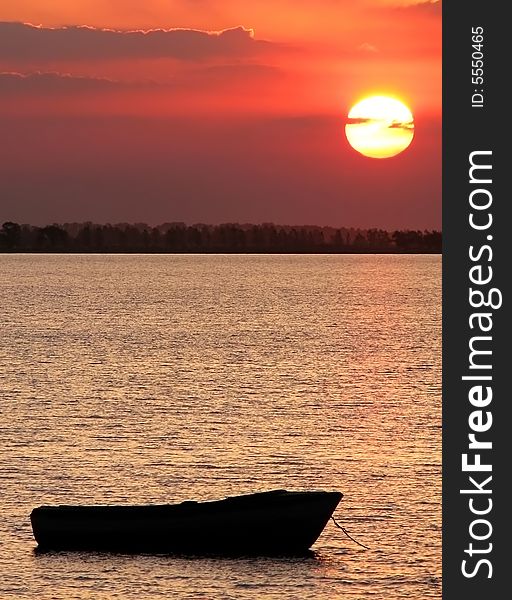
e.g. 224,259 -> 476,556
1,221 -> 442,254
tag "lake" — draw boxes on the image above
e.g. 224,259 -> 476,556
0,254 -> 441,599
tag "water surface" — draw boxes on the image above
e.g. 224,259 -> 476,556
0,254 -> 441,599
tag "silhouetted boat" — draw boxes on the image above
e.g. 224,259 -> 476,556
30,489 -> 342,554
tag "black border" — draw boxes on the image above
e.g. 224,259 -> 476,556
443,1 -> 508,596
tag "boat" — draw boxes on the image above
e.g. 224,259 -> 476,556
30,489 -> 342,554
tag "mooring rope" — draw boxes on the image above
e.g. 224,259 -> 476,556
331,516 -> 370,550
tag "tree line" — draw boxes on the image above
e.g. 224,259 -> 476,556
0,221 -> 441,253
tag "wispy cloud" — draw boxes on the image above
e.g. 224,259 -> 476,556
0,64 -> 281,95
357,42 -> 379,53
346,117 -> 372,125
388,120 -> 414,129
0,71 -> 125,93
393,1 -> 441,16
346,117 -> 415,130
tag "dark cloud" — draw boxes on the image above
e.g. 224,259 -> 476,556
0,21 -> 273,64
388,121 -> 414,129
346,117 -> 372,125
346,118 -> 415,130
0,71 -> 124,94
0,64 -> 280,96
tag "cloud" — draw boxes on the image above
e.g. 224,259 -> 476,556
0,65 -> 280,96
394,1 -> 442,16
388,120 -> 414,129
0,21 -> 273,64
346,117 -> 372,125
357,42 -> 379,53
346,117 -> 414,130
0,71 -> 124,94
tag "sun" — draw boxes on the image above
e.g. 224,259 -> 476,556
345,95 -> 414,159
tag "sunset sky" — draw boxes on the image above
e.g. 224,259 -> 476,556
0,0 -> 441,229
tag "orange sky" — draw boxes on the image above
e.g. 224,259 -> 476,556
0,0 -> 441,228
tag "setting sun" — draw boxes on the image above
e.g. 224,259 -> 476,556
345,96 -> 414,159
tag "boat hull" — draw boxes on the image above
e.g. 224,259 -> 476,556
30,490 -> 342,554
